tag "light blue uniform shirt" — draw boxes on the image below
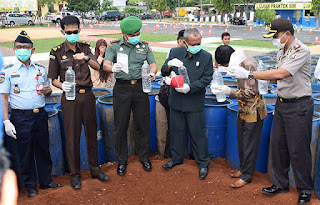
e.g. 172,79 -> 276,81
0,61 -> 50,110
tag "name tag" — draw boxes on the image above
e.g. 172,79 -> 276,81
11,74 -> 20,78
61,59 -> 70,63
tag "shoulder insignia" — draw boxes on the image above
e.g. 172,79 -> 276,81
52,47 -> 57,51
108,43 -> 112,47
141,40 -> 149,44
3,64 -> 13,69
35,63 -> 45,68
79,41 -> 90,46
293,44 -> 301,50
49,55 -> 56,59
110,39 -> 120,44
290,50 -> 300,59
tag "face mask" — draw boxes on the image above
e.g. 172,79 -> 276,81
185,41 -> 201,54
65,33 -> 79,44
127,35 -> 140,45
15,49 -> 31,62
272,32 -> 288,49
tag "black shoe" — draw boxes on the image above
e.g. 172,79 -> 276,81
141,160 -> 152,171
39,182 -> 63,190
92,172 -> 110,182
70,180 -> 81,190
162,160 -> 182,170
199,167 -> 208,180
297,193 -> 311,204
28,189 -> 38,198
261,184 -> 289,196
117,164 -> 127,176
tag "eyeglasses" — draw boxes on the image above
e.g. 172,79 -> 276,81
15,45 -> 32,49
64,30 -> 79,35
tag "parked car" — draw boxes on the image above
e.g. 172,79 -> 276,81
3,13 -> 34,26
47,11 -> 81,23
84,11 -> 95,19
97,10 -> 124,21
138,12 -> 153,20
231,17 -> 246,25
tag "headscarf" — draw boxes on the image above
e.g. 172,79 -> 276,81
95,39 -> 109,83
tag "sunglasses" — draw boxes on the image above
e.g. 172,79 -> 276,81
64,30 -> 79,35
15,45 -> 32,49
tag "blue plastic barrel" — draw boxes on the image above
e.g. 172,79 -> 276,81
45,102 -> 58,109
263,93 -> 278,105
226,104 -> 274,173
312,83 -> 320,93
46,108 -> 65,176
45,93 -> 62,103
253,55 -> 270,62
151,79 -> 161,90
95,100 -> 106,165
92,88 -> 112,99
149,89 -> 159,152
205,96 -> 232,158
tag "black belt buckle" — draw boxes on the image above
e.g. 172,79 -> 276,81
278,96 -> 310,103
130,80 -> 137,85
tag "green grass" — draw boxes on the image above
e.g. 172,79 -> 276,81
97,32 -> 178,42
0,38 -> 96,53
153,52 -> 168,70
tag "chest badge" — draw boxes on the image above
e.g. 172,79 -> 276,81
37,69 -> 42,76
13,85 -> 20,94
62,55 -> 67,60
196,61 -> 200,67
142,45 -> 145,48
119,47 -> 123,52
136,45 -> 140,48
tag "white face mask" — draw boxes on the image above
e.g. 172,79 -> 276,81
272,32 -> 288,49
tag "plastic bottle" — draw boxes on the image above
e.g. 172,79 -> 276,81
142,61 -> 152,93
212,70 -> 226,102
257,60 -> 268,95
65,66 -> 76,100
178,65 -> 190,84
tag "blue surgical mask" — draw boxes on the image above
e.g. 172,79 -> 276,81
65,33 -> 79,44
15,49 -> 31,62
128,35 -> 140,45
185,41 -> 202,54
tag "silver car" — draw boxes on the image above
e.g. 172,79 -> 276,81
3,13 -> 34,26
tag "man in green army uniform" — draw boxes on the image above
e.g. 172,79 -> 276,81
103,16 -> 157,175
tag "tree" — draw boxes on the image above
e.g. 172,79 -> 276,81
255,8 -> 275,25
153,0 -> 167,21
312,0 -> 320,29
66,0 -> 100,23
101,0 -> 111,11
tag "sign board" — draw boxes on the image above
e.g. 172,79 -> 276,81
255,3 -> 312,10
0,0 -> 37,12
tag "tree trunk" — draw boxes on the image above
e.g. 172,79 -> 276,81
160,13 -> 162,21
317,12 -> 319,30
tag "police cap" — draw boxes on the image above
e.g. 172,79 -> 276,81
120,16 -> 142,34
14,30 -> 33,44
263,18 -> 293,38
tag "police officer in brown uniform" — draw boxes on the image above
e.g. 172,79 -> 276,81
228,18 -> 313,204
48,15 -> 109,190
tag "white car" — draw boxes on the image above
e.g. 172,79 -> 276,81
3,13 -> 34,26
47,11 -> 81,23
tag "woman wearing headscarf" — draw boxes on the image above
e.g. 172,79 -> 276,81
91,39 -> 115,88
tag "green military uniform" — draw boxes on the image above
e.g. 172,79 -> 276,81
104,32 -> 155,165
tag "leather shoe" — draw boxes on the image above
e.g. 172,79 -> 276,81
297,193 -> 311,204
141,160 -> 152,171
230,170 -> 242,178
230,179 -> 247,188
261,184 -> 289,196
92,172 -> 110,182
70,180 -> 81,190
117,164 -> 127,176
28,189 -> 38,198
199,167 -> 208,180
162,160 -> 182,170
39,182 -> 63,190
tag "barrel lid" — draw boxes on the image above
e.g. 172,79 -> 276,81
98,94 -> 113,105
228,103 -> 274,114
205,96 -> 233,107
45,108 -> 58,118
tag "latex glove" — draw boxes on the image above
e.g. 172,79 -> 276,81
168,58 -> 183,68
62,81 -> 72,92
210,84 -> 231,96
164,76 -> 171,85
3,120 -> 16,139
112,63 -> 123,73
226,66 -> 250,79
175,84 -> 190,94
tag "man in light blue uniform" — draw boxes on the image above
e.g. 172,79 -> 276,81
0,31 -> 62,198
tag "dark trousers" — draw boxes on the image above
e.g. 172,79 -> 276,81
61,91 -> 100,181
113,82 -> 150,164
237,114 -> 263,183
10,108 -> 52,190
170,108 -> 210,168
272,97 -> 313,194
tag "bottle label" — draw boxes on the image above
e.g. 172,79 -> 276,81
36,84 -> 43,95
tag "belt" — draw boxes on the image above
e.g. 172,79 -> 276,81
76,87 -> 91,94
116,79 -> 142,85
278,96 -> 311,103
12,107 -> 44,114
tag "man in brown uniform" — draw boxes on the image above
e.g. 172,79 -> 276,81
48,15 -> 109,190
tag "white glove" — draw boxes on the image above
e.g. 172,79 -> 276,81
3,120 -> 16,139
210,84 -> 231,96
112,63 -> 123,73
175,84 -> 190,94
226,66 -> 250,79
62,82 -> 72,92
168,58 -> 183,68
164,76 -> 172,85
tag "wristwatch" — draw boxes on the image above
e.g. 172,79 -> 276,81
150,73 -> 155,77
85,56 -> 91,63
248,70 -> 254,80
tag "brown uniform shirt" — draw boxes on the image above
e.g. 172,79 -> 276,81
48,41 -> 97,88
229,55 -> 267,123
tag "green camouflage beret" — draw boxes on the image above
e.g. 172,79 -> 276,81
120,16 -> 142,34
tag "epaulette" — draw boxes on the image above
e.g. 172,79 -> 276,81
35,63 -> 45,68
79,41 -> 90,46
52,43 -> 63,52
293,44 -> 301,50
141,40 -> 149,44
110,39 -> 120,44
3,64 -> 13,69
